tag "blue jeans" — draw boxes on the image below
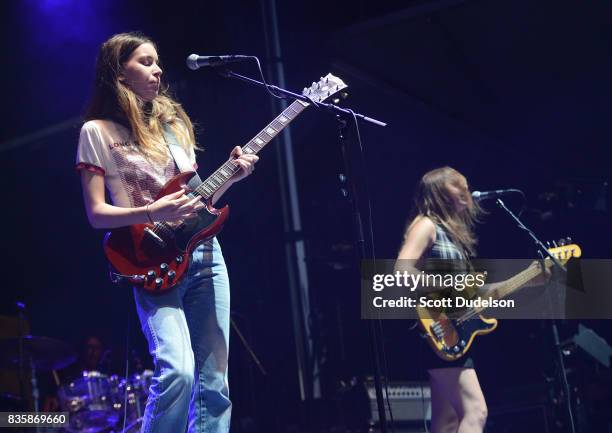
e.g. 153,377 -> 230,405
133,238 -> 231,433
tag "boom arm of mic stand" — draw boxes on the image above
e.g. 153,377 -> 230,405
215,68 -> 387,127
496,198 -> 567,273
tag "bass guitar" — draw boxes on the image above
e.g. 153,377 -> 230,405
104,73 -> 347,293
417,240 -> 581,361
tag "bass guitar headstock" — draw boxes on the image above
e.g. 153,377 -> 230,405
546,237 -> 582,266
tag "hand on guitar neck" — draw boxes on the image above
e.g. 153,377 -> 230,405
147,145 -> 259,221
201,145 -> 259,205
227,145 -> 259,183
478,261 -> 552,296
476,261 -> 552,299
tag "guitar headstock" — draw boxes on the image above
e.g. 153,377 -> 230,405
546,237 -> 582,265
302,73 -> 348,104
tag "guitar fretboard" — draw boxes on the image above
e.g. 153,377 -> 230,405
193,99 -> 309,199
465,259 -> 553,318
492,263 -> 546,300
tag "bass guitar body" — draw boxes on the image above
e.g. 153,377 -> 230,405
417,306 -> 498,361
103,171 -> 229,294
416,241 -> 580,361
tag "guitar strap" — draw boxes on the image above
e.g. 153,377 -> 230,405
163,123 -> 202,191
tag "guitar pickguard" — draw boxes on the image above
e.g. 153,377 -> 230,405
173,203 -> 222,251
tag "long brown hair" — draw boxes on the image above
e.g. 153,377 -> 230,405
85,32 -> 196,161
408,166 -> 482,257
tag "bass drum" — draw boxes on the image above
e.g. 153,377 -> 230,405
58,371 -> 120,433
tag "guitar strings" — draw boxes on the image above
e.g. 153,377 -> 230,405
456,261 -> 551,323
457,269 -> 538,322
146,82 -> 345,240
150,100 -> 308,235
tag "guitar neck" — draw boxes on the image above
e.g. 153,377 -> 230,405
489,259 -> 553,301
193,99 -> 309,199
455,243 -> 580,321
459,263 -> 543,318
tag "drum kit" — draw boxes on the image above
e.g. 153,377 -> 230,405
0,335 -> 152,433
57,369 -> 152,433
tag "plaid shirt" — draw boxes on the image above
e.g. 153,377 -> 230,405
423,224 -> 475,306
427,225 -> 465,260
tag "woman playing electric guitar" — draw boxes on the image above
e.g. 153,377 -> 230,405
397,166 -> 550,433
398,167 -> 486,433
76,32 -> 258,433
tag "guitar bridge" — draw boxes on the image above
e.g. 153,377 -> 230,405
144,227 -> 167,248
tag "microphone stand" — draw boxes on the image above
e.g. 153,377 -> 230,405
214,67 -> 390,432
16,302 -> 26,410
496,199 -> 567,273
496,199 -> 575,433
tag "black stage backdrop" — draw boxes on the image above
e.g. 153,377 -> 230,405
1,1 -> 611,432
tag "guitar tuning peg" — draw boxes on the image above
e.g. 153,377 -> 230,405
341,92 -> 349,99
546,241 -> 551,247
552,240 -> 558,247
332,98 -> 340,104
558,238 -> 566,246
566,236 -> 572,243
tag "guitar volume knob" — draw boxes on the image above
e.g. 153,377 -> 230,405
146,270 -> 156,282
175,255 -> 184,264
160,263 -> 169,275
167,270 -> 176,282
154,277 -> 163,290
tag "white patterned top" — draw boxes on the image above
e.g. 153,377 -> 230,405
76,119 -> 196,208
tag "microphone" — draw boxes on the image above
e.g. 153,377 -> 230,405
471,188 -> 523,202
186,54 -> 249,70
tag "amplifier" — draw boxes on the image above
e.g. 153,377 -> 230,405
365,380 -> 431,422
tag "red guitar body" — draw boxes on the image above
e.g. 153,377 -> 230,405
103,171 -> 229,294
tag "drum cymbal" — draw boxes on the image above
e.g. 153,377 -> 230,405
0,336 -> 76,372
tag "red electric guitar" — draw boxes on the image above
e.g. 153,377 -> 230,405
104,73 -> 348,293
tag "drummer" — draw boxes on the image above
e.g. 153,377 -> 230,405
42,335 -> 106,412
